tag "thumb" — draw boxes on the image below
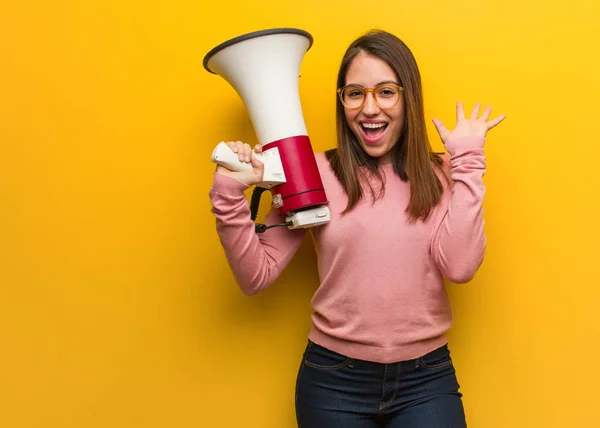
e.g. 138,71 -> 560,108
249,154 -> 265,183
432,118 -> 449,141
250,153 -> 264,170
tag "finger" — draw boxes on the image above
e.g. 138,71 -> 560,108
243,143 -> 253,162
456,102 -> 465,121
235,141 -> 245,162
487,114 -> 506,129
432,118 -> 449,140
226,141 -> 238,153
254,144 -> 263,154
480,105 -> 492,121
470,103 -> 481,120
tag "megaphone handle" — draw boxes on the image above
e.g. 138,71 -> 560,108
211,141 -> 259,172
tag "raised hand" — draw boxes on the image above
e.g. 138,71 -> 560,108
432,102 -> 506,153
215,141 -> 264,186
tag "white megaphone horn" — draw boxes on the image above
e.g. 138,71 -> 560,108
204,28 -> 330,232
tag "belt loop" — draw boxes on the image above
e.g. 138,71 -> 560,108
414,357 -> 420,369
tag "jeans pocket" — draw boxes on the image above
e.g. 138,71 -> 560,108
419,344 -> 453,370
304,341 -> 354,371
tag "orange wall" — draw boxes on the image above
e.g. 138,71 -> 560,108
1,1 -> 599,427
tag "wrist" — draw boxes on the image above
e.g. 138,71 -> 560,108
212,172 -> 251,194
446,135 -> 485,153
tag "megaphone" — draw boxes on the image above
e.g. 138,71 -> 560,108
203,28 -> 330,232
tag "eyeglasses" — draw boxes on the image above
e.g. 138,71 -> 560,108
337,84 -> 404,110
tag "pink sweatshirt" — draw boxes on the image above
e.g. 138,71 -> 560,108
209,136 -> 486,364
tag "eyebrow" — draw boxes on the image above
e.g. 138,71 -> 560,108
346,80 -> 400,87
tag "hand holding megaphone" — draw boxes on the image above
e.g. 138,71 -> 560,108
212,141 -> 287,190
213,141 -> 265,186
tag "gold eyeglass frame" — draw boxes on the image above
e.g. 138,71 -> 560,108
337,84 -> 404,110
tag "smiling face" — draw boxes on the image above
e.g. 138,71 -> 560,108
343,53 -> 405,164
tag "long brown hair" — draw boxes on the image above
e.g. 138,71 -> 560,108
326,29 -> 445,223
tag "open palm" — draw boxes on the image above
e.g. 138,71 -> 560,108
433,102 -> 506,151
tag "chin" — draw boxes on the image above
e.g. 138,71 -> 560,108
360,143 -> 394,162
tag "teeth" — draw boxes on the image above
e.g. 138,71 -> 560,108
362,123 -> 386,129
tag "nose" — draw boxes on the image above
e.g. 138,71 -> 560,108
362,91 -> 380,115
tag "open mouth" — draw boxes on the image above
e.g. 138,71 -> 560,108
360,122 -> 388,143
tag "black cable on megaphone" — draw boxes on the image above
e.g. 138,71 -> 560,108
249,187 -> 293,234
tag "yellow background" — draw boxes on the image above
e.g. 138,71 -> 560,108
1,0 -> 599,427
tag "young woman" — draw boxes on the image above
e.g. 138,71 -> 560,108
209,29 -> 505,427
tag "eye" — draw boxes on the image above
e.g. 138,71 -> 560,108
346,89 -> 363,98
377,86 -> 398,97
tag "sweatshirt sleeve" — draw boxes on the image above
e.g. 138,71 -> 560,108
431,136 -> 487,283
209,173 -> 307,295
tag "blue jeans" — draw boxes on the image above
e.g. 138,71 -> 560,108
295,340 -> 466,427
